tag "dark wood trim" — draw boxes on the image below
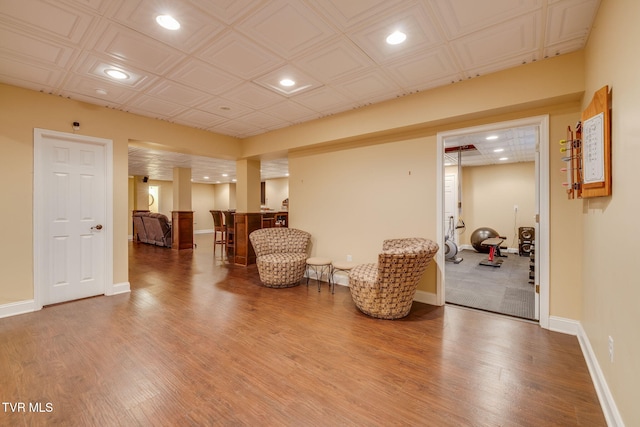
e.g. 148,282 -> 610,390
171,210 -> 193,250
233,212 -> 262,265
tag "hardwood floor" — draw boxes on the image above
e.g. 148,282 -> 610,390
0,234 -> 605,426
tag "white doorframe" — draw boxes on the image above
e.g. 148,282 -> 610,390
444,173 -> 458,244
33,128 -> 114,310
436,115 -> 550,329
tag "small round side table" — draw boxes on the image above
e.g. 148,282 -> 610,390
331,261 -> 358,294
306,257 -> 333,293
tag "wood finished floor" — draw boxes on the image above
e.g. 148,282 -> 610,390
0,234 -> 605,426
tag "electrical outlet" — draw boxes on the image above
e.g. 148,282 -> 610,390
347,254 -> 352,262
608,336 -> 614,362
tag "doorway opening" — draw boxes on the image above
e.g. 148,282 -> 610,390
436,116 -> 549,326
149,185 -> 159,213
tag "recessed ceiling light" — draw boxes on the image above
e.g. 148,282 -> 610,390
156,15 -> 180,30
203,176 -> 209,180
232,179 -> 237,182
105,69 -> 129,80
95,89 -> 108,95
222,173 -> 228,177
279,78 -> 295,87
493,148 -> 504,153
499,157 -> 508,161
486,135 -> 499,140
386,31 -> 406,45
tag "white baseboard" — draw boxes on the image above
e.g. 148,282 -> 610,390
194,229 -> 213,235
1,281 -> 130,319
576,323 -> 625,427
0,299 -> 37,319
548,316 -> 624,426
414,290 -> 439,306
107,281 -> 130,296
331,272 -> 349,287
548,315 -> 581,335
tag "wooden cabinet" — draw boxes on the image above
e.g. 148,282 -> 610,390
171,211 -> 193,250
232,211 -> 290,265
261,213 -> 275,228
223,211 -> 235,260
275,212 -> 288,227
234,213 -> 262,266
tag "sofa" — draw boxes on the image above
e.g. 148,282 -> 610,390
133,211 -> 172,247
348,238 -> 439,319
249,228 -> 311,288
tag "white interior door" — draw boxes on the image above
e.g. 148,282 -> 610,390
34,129 -> 108,306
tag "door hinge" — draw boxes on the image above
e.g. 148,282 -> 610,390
535,214 -> 540,223
535,284 -> 540,294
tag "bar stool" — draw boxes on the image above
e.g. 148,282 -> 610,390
210,210 -> 226,258
306,257 -> 332,292
331,261 -> 357,293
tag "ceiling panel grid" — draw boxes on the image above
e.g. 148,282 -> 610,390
0,0 -> 601,180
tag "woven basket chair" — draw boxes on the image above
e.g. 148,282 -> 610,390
249,228 -> 311,288
349,238 -> 439,319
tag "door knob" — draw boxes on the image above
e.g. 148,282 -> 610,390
91,224 -> 103,230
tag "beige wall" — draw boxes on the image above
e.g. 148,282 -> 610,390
548,110 -> 584,321
156,181 -> 173,218
243,57 -> 586,300
127,178 -> 173,236
0,83 -> 239,304
126,178 -> 285,235
458,162 -> 536,249
287,106 -> 583,300
125,178 -> 282,236
264,178 -> 289,211
236,159 -> 261,212
291,135 -> 439,292
127,179 -> 216,234
581,0 -> 640,424
213,183 -> 236,211
191,183 -> 215,232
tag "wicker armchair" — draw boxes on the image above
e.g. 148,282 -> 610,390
249,228 -> 311,288
349,238 -> 439,319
